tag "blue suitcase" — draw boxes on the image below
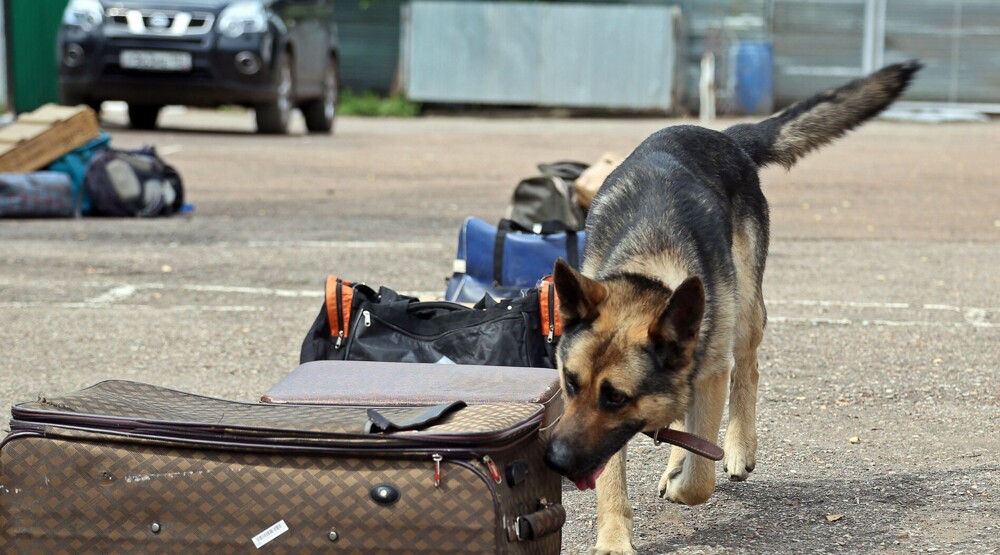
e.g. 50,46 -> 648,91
445,217 -> 585,302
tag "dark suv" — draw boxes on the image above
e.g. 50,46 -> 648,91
58,0 -> 339,134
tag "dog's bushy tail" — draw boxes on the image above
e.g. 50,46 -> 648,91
724,60 -> 922,169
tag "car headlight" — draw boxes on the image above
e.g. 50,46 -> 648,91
218,1 -> 268,38
63,0 -> 103,32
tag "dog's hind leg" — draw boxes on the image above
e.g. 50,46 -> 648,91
658,364 -> 729,505
722,219 -> 766,481
724,291 -> 764,481
593,446 -> 635,555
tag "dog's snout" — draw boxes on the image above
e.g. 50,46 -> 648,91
544,437 -> 574,475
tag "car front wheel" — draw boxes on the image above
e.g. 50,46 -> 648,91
63,96 -> 102,115
256,54 -> 294,135
128,104 -> 161,130
302,57 -> 338,134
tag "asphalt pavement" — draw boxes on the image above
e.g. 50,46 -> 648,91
1,107 -> 997,553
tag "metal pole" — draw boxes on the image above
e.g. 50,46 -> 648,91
862,0 -> 876,73
874,0 -> 886,69
948,0 -> 963,104
861,0 -> 886,74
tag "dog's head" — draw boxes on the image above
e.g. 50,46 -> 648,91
544,259 -> 704,490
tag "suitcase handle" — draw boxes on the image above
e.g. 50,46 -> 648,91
364,401 -> 467,434
492,219 -> 581,286
506,503 -> 566,542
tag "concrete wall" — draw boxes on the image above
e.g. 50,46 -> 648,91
337,0 -> 403,93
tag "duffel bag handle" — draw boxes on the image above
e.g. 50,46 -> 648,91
506,503 -> 566,542
497,218 -> 574,235
493,220 -> 580,286
536,160 -> 589,180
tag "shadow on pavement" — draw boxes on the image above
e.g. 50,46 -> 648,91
646,471 -> 935,552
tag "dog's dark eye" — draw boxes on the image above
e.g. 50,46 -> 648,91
563,371 -> 579,397
600,384 -> 629,410
565,381 -> 578,397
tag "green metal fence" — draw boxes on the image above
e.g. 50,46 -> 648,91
337,0 -> 403,94
4,0 -> 70,113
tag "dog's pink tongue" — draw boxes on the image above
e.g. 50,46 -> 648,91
571,464 -> 607,491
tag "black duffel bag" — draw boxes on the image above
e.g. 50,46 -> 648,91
300,275 -> 562,368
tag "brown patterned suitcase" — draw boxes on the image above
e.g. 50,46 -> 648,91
0,380 -> 564,554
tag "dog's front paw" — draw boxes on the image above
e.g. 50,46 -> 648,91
723,427 -> 757,482
590,516 -> 635,555
590,546 -> 636,555
590,539 -> 636,555
658,456 -> 715,505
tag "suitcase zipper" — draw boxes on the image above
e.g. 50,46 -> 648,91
432,453 -> 443,487
10,413 -> 545,457
431,454 -> 505,551
12,396 -> 545,451
432,455 -> 504,524
482,455 -> 502,484
432,453 -> 501,487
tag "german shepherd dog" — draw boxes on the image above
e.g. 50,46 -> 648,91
544,62 -> 921,554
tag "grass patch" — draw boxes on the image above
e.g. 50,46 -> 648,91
338,90 -> 421,117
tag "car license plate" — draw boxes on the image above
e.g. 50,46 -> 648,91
120,50 -> 192,72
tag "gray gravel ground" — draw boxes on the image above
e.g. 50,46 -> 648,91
1,108 -> 997,553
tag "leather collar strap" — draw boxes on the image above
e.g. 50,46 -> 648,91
641,428 -> 724,461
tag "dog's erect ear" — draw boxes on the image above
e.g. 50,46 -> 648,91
553,258 -> 606,325
650,276 -> 705,345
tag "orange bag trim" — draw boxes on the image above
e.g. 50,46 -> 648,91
540,275 -> 562,341
325,275 -> 354,340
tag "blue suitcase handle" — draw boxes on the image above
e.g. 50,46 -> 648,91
493,219 -> 580,286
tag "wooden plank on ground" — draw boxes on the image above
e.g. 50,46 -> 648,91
0,104 -> 101,173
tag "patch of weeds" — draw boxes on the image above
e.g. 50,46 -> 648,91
338,90 -> 421,117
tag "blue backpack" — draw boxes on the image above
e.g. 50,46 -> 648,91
46,131 -> 111,216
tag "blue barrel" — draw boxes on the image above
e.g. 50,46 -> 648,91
733,41 -> 774,115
